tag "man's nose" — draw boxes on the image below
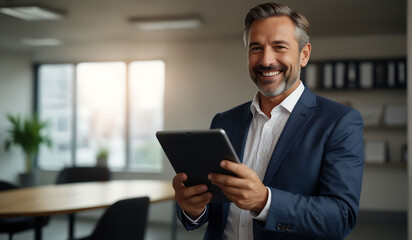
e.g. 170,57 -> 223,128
259,48 -> 276,67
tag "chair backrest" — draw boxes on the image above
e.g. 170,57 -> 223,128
56,167 -> 110,184
0,181 -> 18,191
88,197 -> 150,240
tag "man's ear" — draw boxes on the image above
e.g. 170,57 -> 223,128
300,43 -> 311,67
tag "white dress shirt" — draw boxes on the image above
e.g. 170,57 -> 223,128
183,81 -> 305,240
223,81 -> 305,240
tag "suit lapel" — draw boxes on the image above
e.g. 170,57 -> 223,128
231,105 -> 253,164
263,87 -> 317,184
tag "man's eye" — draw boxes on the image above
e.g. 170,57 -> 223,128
275,46 -> 286,50
250,47 -> 261,52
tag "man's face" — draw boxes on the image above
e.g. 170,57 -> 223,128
247,16 -> 309,98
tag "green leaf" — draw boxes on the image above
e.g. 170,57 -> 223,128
3,113 -> 53,173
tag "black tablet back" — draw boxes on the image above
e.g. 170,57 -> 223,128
156,129 -> 240,202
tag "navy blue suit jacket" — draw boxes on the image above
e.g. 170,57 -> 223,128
177,87 -> 364,240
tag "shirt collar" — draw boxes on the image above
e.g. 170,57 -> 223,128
250,81 -> 305,116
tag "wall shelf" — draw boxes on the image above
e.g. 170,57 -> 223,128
365,162 -> 407,167
364,125 -> 406,130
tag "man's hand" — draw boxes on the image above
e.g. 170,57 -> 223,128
208,160 -> 268,213
172,173 -> 212,219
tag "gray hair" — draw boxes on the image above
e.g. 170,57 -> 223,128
243,2 -> 310,51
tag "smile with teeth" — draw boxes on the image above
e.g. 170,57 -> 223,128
261,71 -> 281,77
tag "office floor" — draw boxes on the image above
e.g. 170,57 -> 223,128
0,211 -> 406,240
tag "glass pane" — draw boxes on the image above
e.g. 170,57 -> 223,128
129,60 -> 165,172
76,62 -> 126,168
38,64 -> 74,170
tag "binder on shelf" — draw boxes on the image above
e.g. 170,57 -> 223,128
334,62 -> 345,89
402,145 -> 407,163
304,63 -> 318,89
373,61 -> 387,88
397,60 -> 406,87
346,62 -> 359,89
322,63 -> 333,89
359,62 -> 373,89
387,61 -> 396,88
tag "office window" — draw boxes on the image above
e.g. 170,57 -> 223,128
76,62 -> 126,168
37,61 -> 165,172
37,64 -> 74,169
129,61 -> 165,171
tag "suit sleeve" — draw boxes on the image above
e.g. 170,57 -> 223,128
176,203 -> 210,230
262,109 -> 364,239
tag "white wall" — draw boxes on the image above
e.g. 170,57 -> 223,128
0,50 -> 33,184
311,34 -> 406,60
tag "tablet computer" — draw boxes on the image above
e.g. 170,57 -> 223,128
156,129 -> 240,202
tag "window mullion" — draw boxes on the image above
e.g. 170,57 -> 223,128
71,63 -> 77,166
125,63 -> 131,170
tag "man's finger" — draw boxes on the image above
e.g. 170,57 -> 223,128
178,184 -> 209,199
172,172 -> 187,189
208,173 -> 243,188
184,191 -> 213,205
220,160 -> 249,178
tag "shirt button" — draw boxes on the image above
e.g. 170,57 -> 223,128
241,224 -> 246,229
267,122 -> 271,126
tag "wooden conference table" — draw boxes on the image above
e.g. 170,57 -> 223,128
0,180 -> 175,240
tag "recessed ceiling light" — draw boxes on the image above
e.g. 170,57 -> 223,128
129,16 -> 202,31
21,38 -> 62,46
0,5 -> 64,21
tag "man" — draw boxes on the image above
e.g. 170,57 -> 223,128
172,2 -> 364,240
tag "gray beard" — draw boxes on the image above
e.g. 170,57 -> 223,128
256,72 -> 299,98
258,80 -> 286,97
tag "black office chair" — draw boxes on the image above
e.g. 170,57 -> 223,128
0,181 -> 49,240
56,166 -> 111,240
77,197 -> 150,240
56,166 -> 110,184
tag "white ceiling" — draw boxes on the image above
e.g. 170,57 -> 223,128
0,0 -> 407,52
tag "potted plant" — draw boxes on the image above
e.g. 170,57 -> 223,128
3,113 -> 52,186
96,147 -> 109,167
